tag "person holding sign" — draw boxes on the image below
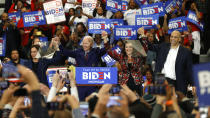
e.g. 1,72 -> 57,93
124,0 -> 142,25
148,30 -> 194,95
182,0 -> 203,64
104,33 -> 144,96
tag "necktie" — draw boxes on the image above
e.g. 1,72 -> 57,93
85,53 -> 88,61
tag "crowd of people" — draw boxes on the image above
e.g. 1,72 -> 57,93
0,0 -> 210,118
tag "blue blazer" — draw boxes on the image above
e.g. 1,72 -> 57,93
148,42 -> 194,94
61,46 -> 106,67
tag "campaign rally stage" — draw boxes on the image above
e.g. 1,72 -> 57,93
193,63 -> 210,107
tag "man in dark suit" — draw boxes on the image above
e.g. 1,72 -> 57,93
148,30 -> 194,94
61,35 -> 108,101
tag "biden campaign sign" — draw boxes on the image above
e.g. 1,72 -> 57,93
164,0 -> 176,14
102,45 -> 121,67
136,14 -> 159,29
193,63 -> 210,107
168,17 -> 188,34
114,26 -> 137,40
8,11 -> 21,26
22,10 -> 46,27
141,2 -> 165,16
76,67 -> 118,84
82,0 -> 97,15
186,10 -> 204,31
43,0 -> 66,24
111,19 -> 124,29
106,0 -> 121,12
88,19 -> 111,34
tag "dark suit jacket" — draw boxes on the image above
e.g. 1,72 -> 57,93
26,51 -> 62,86
148,42 -> 194,94
60,45 -> 106,67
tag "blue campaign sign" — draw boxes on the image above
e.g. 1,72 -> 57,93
102,45 -> 121,67
47,69 -> 56,88
47,67 -> 67,88
186,10 -> 204,31
102,54 -> 116,67
114,26 -> 137,40
8,11 -> 21,26
121,0 -> 128,12
193,63 -> 210,107
168,17 -> 188,34
136,15 -> 159,29
141,2 -> 165,16
111,19 -> 124,29
76,67 -> 118,84
22,10 -> 46,27
134,0 -> 148,7
0,34 -> 6,56
88,19 -> 111,34
106,0 -> 121,12
112,45 -> 121,54
164,0 -> 176,14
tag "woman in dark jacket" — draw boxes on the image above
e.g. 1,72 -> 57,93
26,45 -> 62,86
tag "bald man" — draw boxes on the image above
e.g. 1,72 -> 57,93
148,30 -> 193,94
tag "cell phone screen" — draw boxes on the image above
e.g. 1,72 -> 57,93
155,73 -> 165,85
109,85 -> 121,94
80,102 -> 88,116
106,96 -> 121,107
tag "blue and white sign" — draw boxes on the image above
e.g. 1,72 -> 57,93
121,0 -> 128,12
88,19 -> 111,34
8,11 -> 21,26
106,0 -> 121,12
82,0 -> 97,15
43,0 -> 66,24
164,0 -> 176,13
136,15 -> 159,29
102,54 -> 116,67
193,63 -> 210,107
22,10 -> 46,27
102,45 -> 121,67
76,67 -> 118,84
111,19 -> 124,29
141,2 -> 165,16
186,10 -> 204,31
47,67 -> 67,88
134,0 -> 148,6
114,26 -> 137,40
168,17 -> 188,34
0,35 -> 6,56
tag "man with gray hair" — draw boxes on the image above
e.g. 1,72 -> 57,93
61,35 -> 109,101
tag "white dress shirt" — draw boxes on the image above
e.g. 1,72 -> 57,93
161,46 -> 180,80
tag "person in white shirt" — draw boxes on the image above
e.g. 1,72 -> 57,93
69,6 -> 93,32
124,0 -> 142,25
148,30 -> 194,94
